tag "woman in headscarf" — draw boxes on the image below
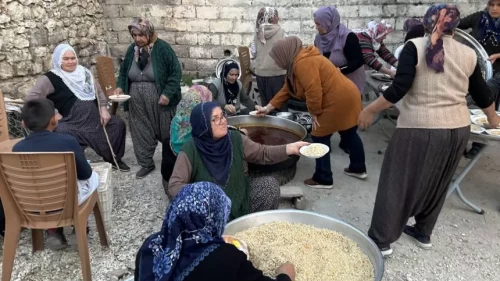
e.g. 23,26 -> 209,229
459,0 -> 500,158
257,36 -> 368,189
135,181 -> 296,281
314,6 -> 365,93
356,20 -> 398,78
161,85 -> 213,196
393,18 -> 426,59
168,102 -> 308,219
358,4 -> 500,257
115,17 -> 182,179
26,43 -> 129,171
209,61 -> 256,115
250,7 -> 288,111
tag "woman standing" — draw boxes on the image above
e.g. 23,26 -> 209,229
258,37 -> 368,189
115,17 -> 182,179
358,4 -> 500,257
313,6 -> 366,93
250,7 -> 287,111
209,61 -> 256,115
459,0 -> 500,158
356,20 -> 398,78
26,44 -> 129,171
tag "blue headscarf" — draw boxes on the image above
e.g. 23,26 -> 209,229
135,182 -> 232,281
190,102 -> 233,186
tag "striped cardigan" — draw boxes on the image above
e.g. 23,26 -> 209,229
357,32 -> 398,71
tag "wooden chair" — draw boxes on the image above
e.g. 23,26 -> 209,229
96,56 -> 120,116
0,152 -> 109,281
238,46 -> 254,98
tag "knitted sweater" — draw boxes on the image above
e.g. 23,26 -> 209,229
117,39 -> 182,107
357,32 -> 398,71
397,37 -> 476,129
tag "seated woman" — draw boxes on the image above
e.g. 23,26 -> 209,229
168,102 -> 308,219
135,181 -> 295,281
257,36 -> 368,189
394,18 -> 425,59
356,20 -> 398,78
26,43 -> 129,171
209,61 -> 256,116
161,85 -> 213,196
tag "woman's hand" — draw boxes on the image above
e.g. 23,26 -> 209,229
100,107 -> 111,127
285,141 -> 309,155
114,88 -> 123,96
159,95 -> 170,105
489,53 -> 500,64
487,113 -> 500,129
311,114 -> 320,131
224,104 -> 237,114
276,263 -> 296,281
358,108 -> 375,130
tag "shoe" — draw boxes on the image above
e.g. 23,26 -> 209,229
304,178 -> 333,189
111,161 -> 130,172
379,246 -> 393,257
464,143 -> 485,159
136,166 -> 155,179
46,229 -> 68,250
343,168 -> 368,179
402,225 -> 432,249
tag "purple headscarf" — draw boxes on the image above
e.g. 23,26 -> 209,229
313,6 -> 351,52
423,4 -> 461,73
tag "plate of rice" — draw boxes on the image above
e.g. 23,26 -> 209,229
300,143 -> 330,158
470,124 -> 486,134
471,115 -> 489,127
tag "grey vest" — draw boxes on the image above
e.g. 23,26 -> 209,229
211,79 -> 243,112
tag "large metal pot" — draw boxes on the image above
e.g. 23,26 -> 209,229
454,29 -> 493,80
224,210 -> 384,281
227,115 -> 306,173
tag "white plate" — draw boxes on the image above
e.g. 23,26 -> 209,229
299,143 -> 330,159
249,110 -> 258,116
470,109 -> 483,115
108,94 -> 131,102
485,129 -> 500,138
470,124 -> 486,134
470,115 -> 489,127
370,73 -> 392,81
381,85 -> 389,91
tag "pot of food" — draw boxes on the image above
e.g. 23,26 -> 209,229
227,115 -> 307,173
224,210 -> 384,281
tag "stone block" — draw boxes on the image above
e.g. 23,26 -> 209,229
241,33 -> 254,46
118,31 -> 133,44
176,33 -> 197,45
182,0 -> 205,5
109,44 -> 131,58
157,31 -> 176,44
196,7 -> 218,19
241,7 -> 261,21
198,33 -> 221,45
382,5 -> 398,18
209,20 -> 233,33
149,6 -> 174,18
187,19 -> 210,32
359,5 -> 384,17
105,0 -> 132,4
281,20 -> 301,33
206,0 -> 249,7
301,20 -> 316,33
284,7 -> 313,20
400,4 -> 430,18
210,46 -> 234,59
233,21 -> 254,33
220,34 -> 242,46
179,58 -> 197,71
109,18 -> 129,31
171,44 -> 190,58
28,29 -> 48,47
197,59 -> 218,72
121,5 -> 148,18
189,46 -> 212,59
335,6 -> 359,18
165,19 -> 187,31
173,6 -> 196,18
219,7 -> 245,20
0,62 -> 14,79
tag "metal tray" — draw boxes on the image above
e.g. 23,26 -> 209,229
454,29 -> 493,80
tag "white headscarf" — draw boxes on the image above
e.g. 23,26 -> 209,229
50,44 -> 96,101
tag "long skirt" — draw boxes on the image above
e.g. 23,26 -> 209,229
249,176 -> 280,212
368,126 -> 469,247
55,99 -> 126,163
256,75 -> 286,111
129,82 -> 175,168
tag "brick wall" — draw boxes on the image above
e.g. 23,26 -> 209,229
104,0 -> 486,78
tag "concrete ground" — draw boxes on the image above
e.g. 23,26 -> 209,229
0,117 -> 499,281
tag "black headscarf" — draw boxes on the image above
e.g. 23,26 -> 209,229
220,61 -> 240,105
404,25 -> 426,43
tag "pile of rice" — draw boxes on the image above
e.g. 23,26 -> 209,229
233,221 -> 374,281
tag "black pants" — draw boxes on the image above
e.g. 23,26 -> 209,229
311,126 -> 366,185
161,138 -> 178,183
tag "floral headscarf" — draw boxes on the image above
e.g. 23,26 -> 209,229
256,7 -> 279,44
170,85 -> 213,156
423,4 -> 461,73
50,43 -> 96,101
365,20 -> 393,51
480,0 -> 500,46
128,17 -> 158,70
134,182 -> 231,281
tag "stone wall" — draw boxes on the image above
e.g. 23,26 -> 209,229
0,0 -> 108,98
104,0 -> 486,79
0,0 -> 488,97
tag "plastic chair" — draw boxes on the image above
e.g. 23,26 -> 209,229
0,152 -> 109,281
0,90 -> 22,152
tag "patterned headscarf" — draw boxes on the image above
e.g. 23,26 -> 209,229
480,0 -> 500,46
314,6 -> 351,52
423,4 -> 461,73
50,43 -> 96,101
269,36 -> 303,85
256,7 -> 279,44
170,85 -> 213,156
134,182 -> 232,281
128,17 -> 158,70
365,20 -> 393,51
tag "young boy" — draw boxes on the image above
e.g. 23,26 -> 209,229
12,99 -> 99,249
